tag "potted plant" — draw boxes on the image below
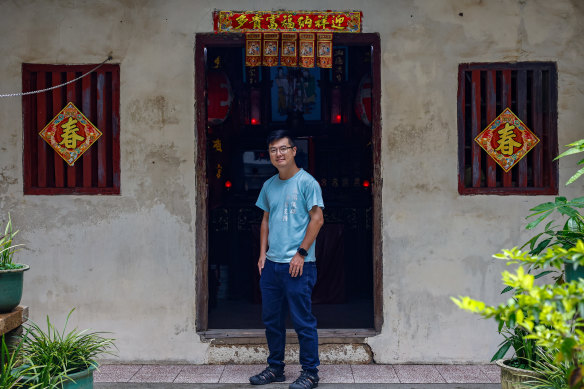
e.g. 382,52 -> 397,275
452,243 -> 584,389
17,309 -> 116,388
0,214 -> 28,313
491,326 -> 543,389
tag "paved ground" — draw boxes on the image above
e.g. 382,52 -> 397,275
94,364 -> 501,388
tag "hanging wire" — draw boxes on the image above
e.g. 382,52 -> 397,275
0,56 -> 113,98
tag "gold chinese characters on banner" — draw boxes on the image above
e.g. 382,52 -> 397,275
39,102 -> 102,166
214,11 -> 362,33
230,11 -> 361,69
475,107 -> 539,172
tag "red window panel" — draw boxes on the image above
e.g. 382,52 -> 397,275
457,62 -> 558,195
22,64 -> 120,195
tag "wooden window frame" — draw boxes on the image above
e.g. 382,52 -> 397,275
22,63 -> 120,195
458,62 -> 558,195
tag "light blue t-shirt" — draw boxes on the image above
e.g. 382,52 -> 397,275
255,169 -> 324,263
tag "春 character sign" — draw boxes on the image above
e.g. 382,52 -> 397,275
39,102 -> 102,166
475,107 -> 539,172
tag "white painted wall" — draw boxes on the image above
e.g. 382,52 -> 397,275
0,0 -> 582,363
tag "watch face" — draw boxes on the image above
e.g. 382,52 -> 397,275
298,248 -> 308,257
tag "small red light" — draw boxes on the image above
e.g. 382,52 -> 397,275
336,114 -> 342,122
362,179 -> 370,188
225,180 -> 232,189
251,118 -> 258,125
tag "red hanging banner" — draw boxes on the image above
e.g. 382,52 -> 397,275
299,33 -> 315,68
214,10 -> 362,33
262,32 -> 279,67
316,33 -> 333,68
281,33 -> 298,67
245,33 -> 262,67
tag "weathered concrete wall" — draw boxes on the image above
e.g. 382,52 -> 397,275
0,0 -> 582,363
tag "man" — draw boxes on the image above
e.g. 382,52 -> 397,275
250,130 -> 324,389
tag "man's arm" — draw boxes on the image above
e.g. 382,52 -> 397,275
289,205 -> 324,277
258,211 -> 269,275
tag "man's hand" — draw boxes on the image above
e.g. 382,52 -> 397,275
258,256 -> 266,275
289,253 -> 304,277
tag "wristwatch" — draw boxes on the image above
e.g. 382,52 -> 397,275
297,247 -> 308,257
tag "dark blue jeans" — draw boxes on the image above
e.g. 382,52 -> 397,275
260,259 -> 319,374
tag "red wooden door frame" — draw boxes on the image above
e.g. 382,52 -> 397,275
194,33 -> 383,333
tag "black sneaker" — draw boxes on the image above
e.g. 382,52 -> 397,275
289,370 -> 319,389
249,366 -> 286,385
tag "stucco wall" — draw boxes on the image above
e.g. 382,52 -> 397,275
0,0 -> 582,363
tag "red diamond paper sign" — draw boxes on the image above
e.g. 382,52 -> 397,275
39,102 -> 102,166
474,107 -> 539,172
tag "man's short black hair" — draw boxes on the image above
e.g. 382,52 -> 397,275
267,129 -> 296,148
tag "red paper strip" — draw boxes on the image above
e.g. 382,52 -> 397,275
214,10 -> 362,33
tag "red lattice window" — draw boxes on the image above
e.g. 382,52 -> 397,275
22,63 -> 120,195
458,62 -> 558,195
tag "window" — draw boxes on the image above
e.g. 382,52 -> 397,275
458,62 -> 558,195
22,64 -> 120,195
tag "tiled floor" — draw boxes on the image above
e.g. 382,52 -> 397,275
95,364 -> 501,384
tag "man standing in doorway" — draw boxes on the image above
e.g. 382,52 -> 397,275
250,130 -> 324,389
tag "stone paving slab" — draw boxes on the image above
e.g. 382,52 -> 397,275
435,365 -> 491,383
479,364 -> 502,383
129,365 -> 183,383
174,365 -> 225,384
393,364 -> 446,383
96,384 -> 501,389
95,363 -> 500,385
318,364 -> 354,383
351,364 -> 400,383
95,364 -> 142,382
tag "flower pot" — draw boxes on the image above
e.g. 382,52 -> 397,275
19,365 -> 97,389
62,365 -> 97,389
495,359 -> 541,389
0,264 -> 29,313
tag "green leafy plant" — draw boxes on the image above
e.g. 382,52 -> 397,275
523,139 -> 584,256
558,139 -> 584,186
19,309 -> 116,387
492,325 -> 539,370
0,333 -> 41,389
0,214 -> 25,270
452,242 -> 584,389
524,347 -> 573,389
523,197 -> 584,256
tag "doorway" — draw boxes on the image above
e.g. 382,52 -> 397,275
195,33 -> 382,333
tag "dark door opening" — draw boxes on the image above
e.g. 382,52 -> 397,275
195,33 -> 382,332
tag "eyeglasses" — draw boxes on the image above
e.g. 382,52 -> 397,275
269,146 -> 294,154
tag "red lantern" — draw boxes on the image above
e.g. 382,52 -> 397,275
354,74 -> 372,126
207,71 -> 233,125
